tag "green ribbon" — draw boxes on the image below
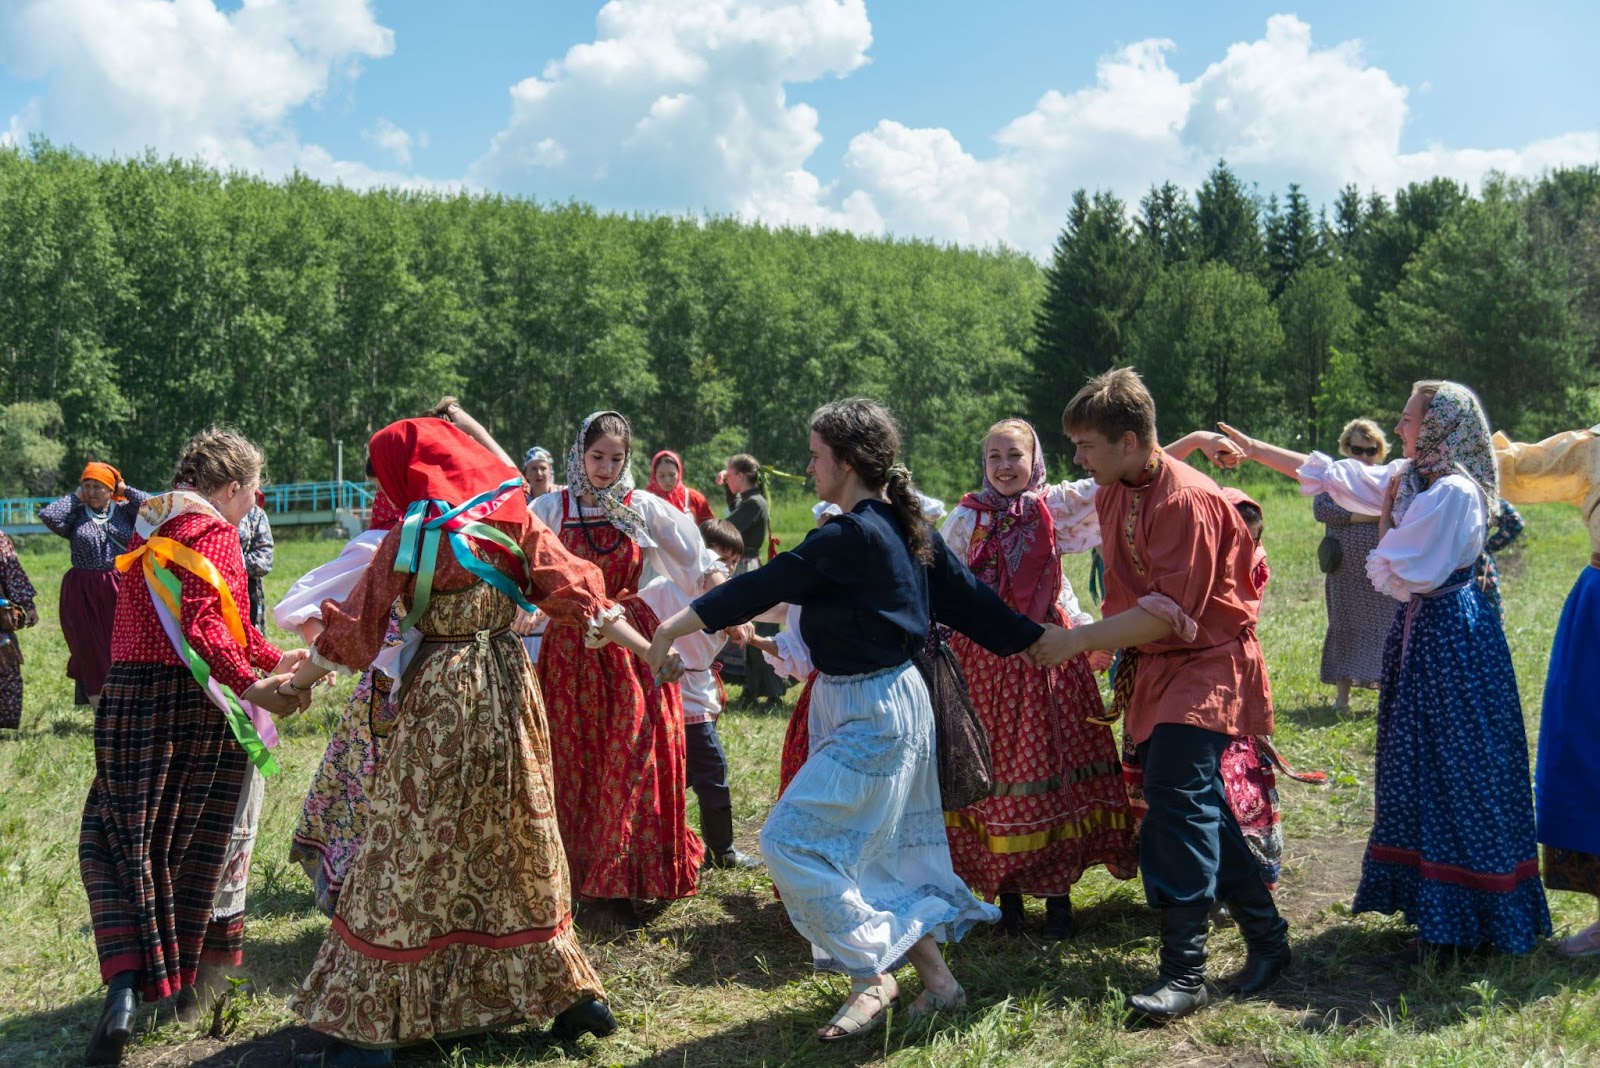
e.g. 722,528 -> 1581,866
149,564 -> 280,776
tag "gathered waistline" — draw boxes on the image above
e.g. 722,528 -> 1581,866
818,659 -> 914,685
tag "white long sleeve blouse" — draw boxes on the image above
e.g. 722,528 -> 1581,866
530,488 -> 719,599
1295,452 -> 1488,602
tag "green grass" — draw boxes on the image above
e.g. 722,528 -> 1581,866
3,487 -> 1600,1067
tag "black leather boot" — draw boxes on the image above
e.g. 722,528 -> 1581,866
551,996 -> 618,1040
84,970 -> 138,1066
1042,895 -> 1077,942
1126,906 -> 1211,1024
700,807 -> 761,870
1221,879 -> 1291,997
997,892 -> 1025,936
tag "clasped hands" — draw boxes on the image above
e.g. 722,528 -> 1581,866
237,648 -> 315,717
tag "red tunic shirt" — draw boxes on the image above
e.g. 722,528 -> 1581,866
1096,451 -> 1273,745
110,510 -> 283,695
314,512 -> 613,671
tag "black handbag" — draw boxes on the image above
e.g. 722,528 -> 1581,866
914,621 -> 994,812
1317,534 -> 1343,574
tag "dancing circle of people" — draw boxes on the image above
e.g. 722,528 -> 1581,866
12,370 -> 1599,1068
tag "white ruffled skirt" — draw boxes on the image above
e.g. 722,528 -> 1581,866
759,661 -> 999,977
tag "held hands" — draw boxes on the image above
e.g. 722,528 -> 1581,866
241,672 -> 309,716
644,631 -> 687,686
511,607 -> 544,637
1195,432 -> 1245,470
1086,648 -> 1114,674
271,648 -> 310,676
723,622 -> 755,646
1215,423 -> 1256,463
1024,623 -> 1081,669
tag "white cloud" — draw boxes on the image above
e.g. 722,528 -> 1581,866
0,0 -> 446,189
364,117 -> 425,166
831,14 -> 1599,254
470,0 -> 876,229
473,7 -> 1597,256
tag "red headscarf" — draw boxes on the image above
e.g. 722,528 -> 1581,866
1220,487 -> 1269,594
366,419 -> 528,527
645,449 -> 689,513
958,420 -> 1060,624
368,489 -> 402,532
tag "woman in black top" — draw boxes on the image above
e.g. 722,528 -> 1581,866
651,399 -> 1071,1041
716,453 -> 788,706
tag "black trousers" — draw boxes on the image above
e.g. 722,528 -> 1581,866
1137,722 -> 1269,909
685,720 -> 731,811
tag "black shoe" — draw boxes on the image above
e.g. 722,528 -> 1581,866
291,1042 -> 394,1067
84,973 -> 138,1066
551,997 -> 618,1041
1125,906 -> 1211,1025
700,808 -> 763,870
997,893 -> 1025,937
1043,896 -> 1077,942
1219,877 -> 1291,997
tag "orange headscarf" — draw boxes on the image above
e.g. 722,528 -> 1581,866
81,462 -> 126,502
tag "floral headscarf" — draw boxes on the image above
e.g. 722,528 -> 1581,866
566,411 -> 651,544
1393,382 -> 1500,525
957,419 -> 1060,623
523,446 -> 553,468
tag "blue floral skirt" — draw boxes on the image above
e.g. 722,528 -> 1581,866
1352,568 -> 1552,953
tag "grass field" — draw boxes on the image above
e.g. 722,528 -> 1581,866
3,480 -> 1599,1068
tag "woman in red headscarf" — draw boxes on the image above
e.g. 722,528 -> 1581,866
646,449 -> 715,525
282,418 -> 666,1067
938,419 -> 1138,941
38,461 -> 148,708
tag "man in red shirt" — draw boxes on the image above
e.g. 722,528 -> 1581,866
1048,368 -> 1289,1023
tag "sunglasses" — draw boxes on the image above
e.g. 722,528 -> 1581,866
1347,445 -> 1380,457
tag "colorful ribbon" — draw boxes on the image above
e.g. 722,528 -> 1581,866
393,478 -> 541,633
116,536 -> 280,776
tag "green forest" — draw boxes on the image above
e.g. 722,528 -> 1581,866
2,143 -> 1598,501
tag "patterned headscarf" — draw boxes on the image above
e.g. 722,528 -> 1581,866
1393,382 -> 1500,525
957,419 -> 1060,623
566,411 -> 651,543
523,446 -> 553,468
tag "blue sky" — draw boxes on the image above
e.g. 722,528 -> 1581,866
1,1 -> 1595,256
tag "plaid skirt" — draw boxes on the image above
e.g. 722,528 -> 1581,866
79,662 -> 250,1001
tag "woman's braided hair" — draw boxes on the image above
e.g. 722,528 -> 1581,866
808,398 -> 934,565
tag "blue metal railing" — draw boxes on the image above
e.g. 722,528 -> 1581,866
1,481 -> 375,535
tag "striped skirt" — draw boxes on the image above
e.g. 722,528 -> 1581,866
79,663 -> 249,1001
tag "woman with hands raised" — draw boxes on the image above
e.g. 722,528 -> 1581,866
1215,383 -> 1551,960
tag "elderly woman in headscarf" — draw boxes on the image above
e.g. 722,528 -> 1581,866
522,445 -> 561,501
281,417 -> 660,1066
1219,382 -> 1552,958
530,411 -> 723,934
38,461 -> 148,708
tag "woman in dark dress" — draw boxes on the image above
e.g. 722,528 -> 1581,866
38,463 -> 148,708
651,399 -> 1074,1040
718,453 -> 786,706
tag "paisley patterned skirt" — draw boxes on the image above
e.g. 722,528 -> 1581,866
290,583 -> 602,1047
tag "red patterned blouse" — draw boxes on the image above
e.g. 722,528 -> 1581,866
110,511 -> 284,695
